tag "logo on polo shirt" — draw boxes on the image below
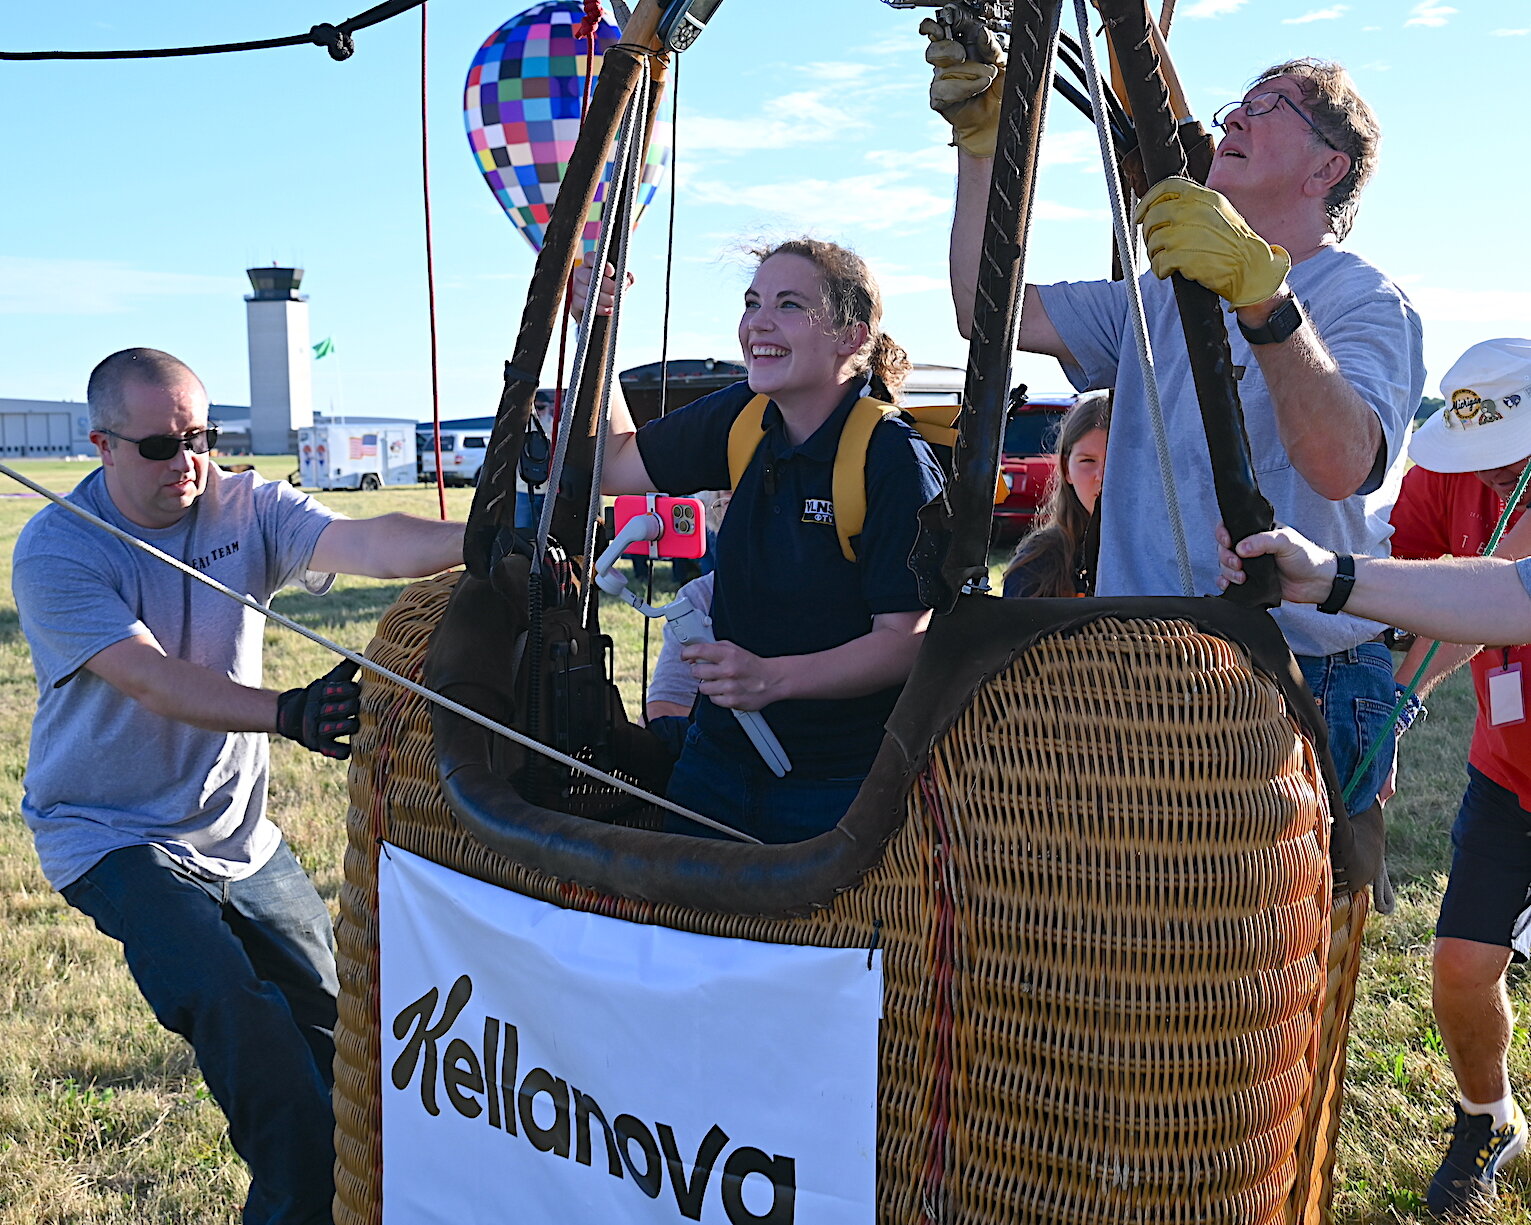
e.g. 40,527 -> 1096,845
802,498 -> 835,525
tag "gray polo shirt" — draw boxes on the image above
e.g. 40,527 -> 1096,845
13,466 -> 341,889
1039,245 -> 1425,657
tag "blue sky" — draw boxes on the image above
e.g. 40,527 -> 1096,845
3,0 -> 1526,422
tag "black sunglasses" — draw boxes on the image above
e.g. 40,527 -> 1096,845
101,425 -> 220,461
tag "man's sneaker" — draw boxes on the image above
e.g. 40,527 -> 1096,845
1427,1101 -> 1528,1218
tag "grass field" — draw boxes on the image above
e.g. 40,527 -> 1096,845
0,458 -> 1525,1222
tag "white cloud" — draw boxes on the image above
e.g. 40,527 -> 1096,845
1033,200 -> 1109,222
681,89 -> 864,154
1400,283 -> 1531,324
865,146 -> 955,175
874,272 -> 951,297
1180,0 -> 1250,17
797,60 -> 878,85
0,257 -> 241,316
861,31 -> 919,57
1283,5 -> 1347,24
1042,129 -> 1106,169
688,172 -> 953,231
686,145 -> 1106,234
1405,2 -> 1455,27
1493,28 -> 1531,36
679,59 -> 923,157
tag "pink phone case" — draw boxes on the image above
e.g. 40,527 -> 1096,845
613,495 -> 708,559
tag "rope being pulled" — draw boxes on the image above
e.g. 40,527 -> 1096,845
1,0 -> 423,61
0,462 -> 757,844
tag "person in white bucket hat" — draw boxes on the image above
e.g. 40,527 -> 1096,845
1387,336 -> 1531,1217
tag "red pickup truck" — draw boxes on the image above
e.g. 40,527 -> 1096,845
993,391 -> 1075,541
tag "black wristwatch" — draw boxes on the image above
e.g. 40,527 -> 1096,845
1317,553 -> 1356,615
1238,296 -> 1304,346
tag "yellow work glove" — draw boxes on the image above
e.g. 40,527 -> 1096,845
1133,176 -> 1291,309
921,4 -> 1006,159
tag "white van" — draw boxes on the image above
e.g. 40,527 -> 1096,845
420,426 -> 491,487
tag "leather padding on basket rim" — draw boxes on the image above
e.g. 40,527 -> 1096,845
427,583 -> 1369,918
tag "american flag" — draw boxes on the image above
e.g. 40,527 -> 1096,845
349,434 -> 378,459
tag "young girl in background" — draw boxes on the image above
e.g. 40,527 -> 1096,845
1002,391 -> 1111,598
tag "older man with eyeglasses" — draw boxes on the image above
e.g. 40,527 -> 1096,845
11,348 -> 465,1225
925,7 -> 1423,831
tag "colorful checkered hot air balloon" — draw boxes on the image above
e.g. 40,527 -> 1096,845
464,0 -> 673,254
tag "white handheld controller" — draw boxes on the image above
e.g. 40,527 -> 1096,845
594,513 -> 792,778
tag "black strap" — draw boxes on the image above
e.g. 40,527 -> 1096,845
1317,553 -> 1356,615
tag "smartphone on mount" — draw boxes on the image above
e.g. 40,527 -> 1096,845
611,495 -> 708,559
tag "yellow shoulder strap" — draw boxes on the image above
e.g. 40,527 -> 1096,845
726,394 -> 771,490
904,402 -> 1005,507
731,394 -> 981,565
832,398 -> 900,563
901,403 -> 961,451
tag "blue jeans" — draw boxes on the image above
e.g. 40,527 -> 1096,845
1296,641 -> 1397,817
666,725 -> 863,843
63,842 -> 337,1225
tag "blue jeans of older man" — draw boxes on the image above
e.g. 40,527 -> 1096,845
63,841 -> 337,1225
1296,640 -> 1397,817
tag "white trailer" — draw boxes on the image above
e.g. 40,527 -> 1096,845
297,421 -> 416,491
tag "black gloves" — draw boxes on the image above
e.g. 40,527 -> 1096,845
275,660 -> 361,760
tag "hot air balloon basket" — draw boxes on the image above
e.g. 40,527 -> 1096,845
335,576 -> 1364,1224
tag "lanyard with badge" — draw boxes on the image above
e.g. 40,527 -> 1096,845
1487,648 -> 1525,727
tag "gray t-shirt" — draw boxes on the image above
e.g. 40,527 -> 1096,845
13,467 -> 342,889
646,572 -> 715,710
1039,246 -> 1425,657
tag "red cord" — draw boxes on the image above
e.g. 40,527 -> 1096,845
420,3 -> 447,520
573,0 -> 604,41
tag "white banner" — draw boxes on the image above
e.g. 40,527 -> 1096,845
378,844 -> 882,1225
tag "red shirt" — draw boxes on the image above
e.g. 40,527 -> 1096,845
1390,465 -> 1531,805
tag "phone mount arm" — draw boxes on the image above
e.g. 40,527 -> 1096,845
592,512 -> 792,778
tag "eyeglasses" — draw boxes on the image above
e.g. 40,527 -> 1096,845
1212,92 -> 1341,152
101,425 -> 220,461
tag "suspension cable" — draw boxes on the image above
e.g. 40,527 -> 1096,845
1,0 -> 424,61
1072,0 -> 1193,596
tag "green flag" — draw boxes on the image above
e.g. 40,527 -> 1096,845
313,337 -> 334,359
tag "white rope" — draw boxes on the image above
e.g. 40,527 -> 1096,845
1071,0 -> 1194,597
0,461 -> 758,844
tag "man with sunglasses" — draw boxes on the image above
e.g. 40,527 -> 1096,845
924,11 -> 1423,830
12,348 -> 465,1225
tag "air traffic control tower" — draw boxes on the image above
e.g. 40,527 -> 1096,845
245,266 -> 314,454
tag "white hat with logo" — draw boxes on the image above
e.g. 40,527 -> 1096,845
1410,337 -> 1531,473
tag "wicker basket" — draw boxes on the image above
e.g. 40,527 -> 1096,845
333,575 -> 1363,1224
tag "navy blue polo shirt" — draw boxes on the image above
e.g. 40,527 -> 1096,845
636,381 -> 944,778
